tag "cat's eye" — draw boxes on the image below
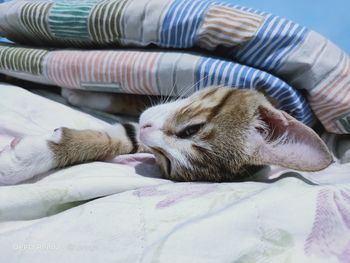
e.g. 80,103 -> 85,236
176,123 -> 205,138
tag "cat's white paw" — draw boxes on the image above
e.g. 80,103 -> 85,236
0,130 -> 61,185
61,88 -> 83,106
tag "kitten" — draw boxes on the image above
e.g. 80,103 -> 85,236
0,87 -> 333,184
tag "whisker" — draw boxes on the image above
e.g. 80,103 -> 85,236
176,75 -> 209,101
164,80 -> 177,104
158,82 -> 165,104
146,95 -> 154,108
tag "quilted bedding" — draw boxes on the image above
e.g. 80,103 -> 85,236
0,44 -> 313,125
1,84 -> 350,263
0,0 -> 349,133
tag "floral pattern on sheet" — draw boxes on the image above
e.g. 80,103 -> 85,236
305,188 -> 350,263
133,183 -> 219,209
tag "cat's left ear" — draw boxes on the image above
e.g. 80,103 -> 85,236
249,105 -> 333,171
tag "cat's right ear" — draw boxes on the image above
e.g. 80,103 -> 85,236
248,105 -> 333,171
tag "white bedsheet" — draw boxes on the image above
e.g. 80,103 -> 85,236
0,84 -> 349,263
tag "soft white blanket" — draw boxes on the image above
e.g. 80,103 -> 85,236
0,84 -> 349,263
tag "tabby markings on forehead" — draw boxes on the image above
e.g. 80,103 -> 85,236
207,89 -> 234,121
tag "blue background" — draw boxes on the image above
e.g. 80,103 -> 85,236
234,0 -> 349,54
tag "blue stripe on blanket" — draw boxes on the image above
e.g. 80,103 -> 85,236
161,0 -> 307,73
160,0 -> 239,48
195,57 -> 314,125
236,14 -> 308,71
160,0 -> 210,48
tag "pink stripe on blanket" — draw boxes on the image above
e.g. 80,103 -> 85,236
309,56 -> 350,133
126,52 -> 137,93
45,50 -> 161,94
146,53 -> 158,94
46,51 -> 81,88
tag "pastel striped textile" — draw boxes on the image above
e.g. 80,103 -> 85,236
0,0 -> 349,133
0,44 -> 313,125
196,5 -> 264,50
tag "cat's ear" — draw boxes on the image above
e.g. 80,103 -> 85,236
250,105 -> 333,171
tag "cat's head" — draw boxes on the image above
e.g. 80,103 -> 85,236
139,87 -> 333,181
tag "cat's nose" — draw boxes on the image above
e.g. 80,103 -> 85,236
140,123 -> 154,141
141,123 -> 153,130
140,123 -> 154,134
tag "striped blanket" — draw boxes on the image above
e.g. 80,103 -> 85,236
0,0 -> 349,134
0,45 -> 313,125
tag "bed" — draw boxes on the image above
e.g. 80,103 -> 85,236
0,0 -> 350,262
0,84 -> 350,262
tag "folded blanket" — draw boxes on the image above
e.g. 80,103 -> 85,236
0,0 -> 349,133
0,84 -> 350,263
0,44 -> 313,125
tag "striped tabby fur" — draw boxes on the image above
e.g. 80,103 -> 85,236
0,87 -> 333,184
